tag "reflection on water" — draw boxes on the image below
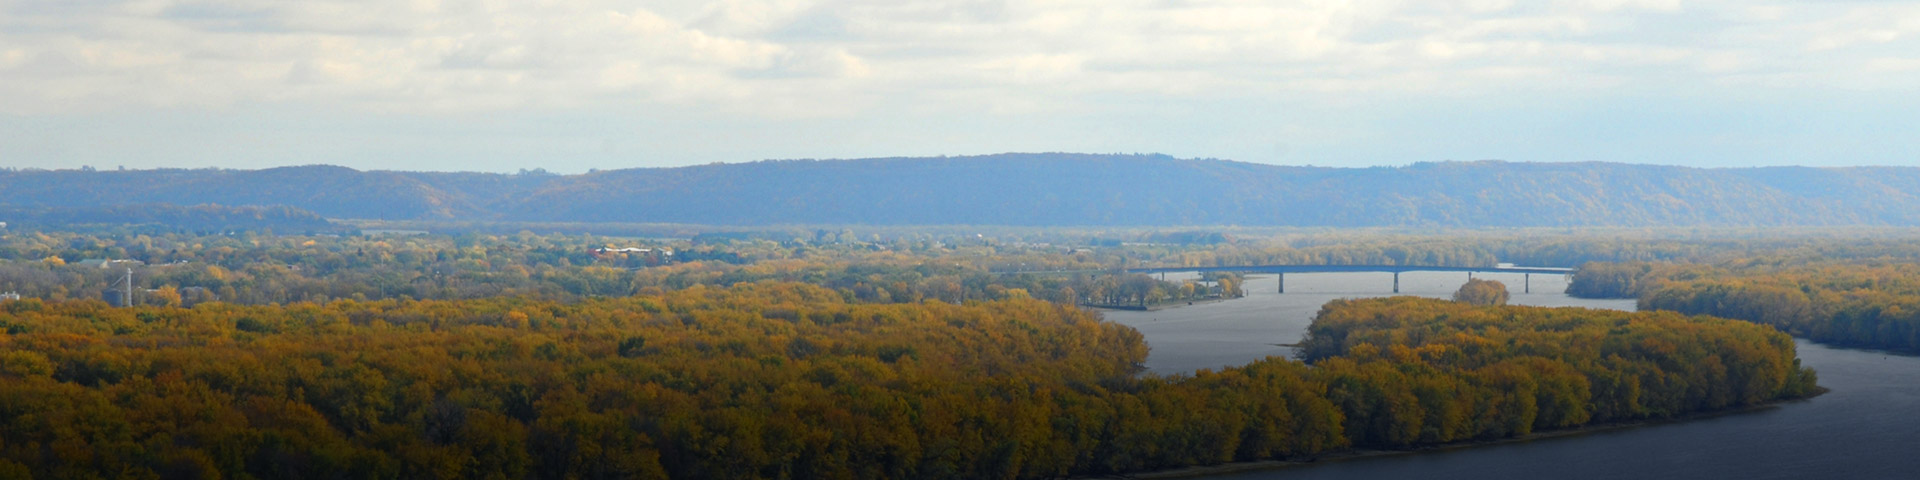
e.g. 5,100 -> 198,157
1098,272 -> 1920,479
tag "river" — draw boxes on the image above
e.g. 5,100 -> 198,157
1101,272 -> 1920,479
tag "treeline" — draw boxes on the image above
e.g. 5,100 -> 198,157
1074,272 -> 1244,308
1168,231 -> 1920,272
1570,261 -> 1920,352
17,228 -> 1920,309
1297,297 -> 1818,445
0,203 -> 335,233
0,289 -> 1815,479
0,229 -> 1543,308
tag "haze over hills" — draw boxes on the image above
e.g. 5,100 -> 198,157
2,153 -> 1916,227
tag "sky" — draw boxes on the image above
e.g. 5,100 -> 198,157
2,0 -> 1919,173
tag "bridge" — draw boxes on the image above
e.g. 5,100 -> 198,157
1122,265 -> 1576,294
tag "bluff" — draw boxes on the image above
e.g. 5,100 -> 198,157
2,154 -> 1915,227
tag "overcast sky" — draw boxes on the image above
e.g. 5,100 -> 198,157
2,0 -> 1918,172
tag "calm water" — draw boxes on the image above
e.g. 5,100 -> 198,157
1102,272 -> 1920,479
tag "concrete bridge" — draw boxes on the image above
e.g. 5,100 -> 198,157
1123,265 -> 1576,294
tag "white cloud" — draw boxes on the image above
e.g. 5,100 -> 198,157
1570,0 -> 1681,14
0,0 -> 1917,119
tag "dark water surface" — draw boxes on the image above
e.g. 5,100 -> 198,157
1101,273 -> 1920,479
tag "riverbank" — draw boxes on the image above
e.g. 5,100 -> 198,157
1095,273 -> 1920,479
1081,296 -> 1239,311
1083,388 -> 1829,479
1091,278 -> 1837,479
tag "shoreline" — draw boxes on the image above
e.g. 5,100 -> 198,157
1081,296 -> 1239,312
1082,388 -> 1829,479
1082,285 -> 1837,479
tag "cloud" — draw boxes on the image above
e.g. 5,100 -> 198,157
0,0 -> 1917,119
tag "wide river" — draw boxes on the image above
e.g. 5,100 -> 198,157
1102,272 -> 1920,479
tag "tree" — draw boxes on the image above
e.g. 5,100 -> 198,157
144,286 -> 182,307
1452,278 -> 1509,306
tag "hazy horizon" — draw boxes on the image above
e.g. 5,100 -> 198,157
5,154 -> 1919,176
5,2 -> 1920,173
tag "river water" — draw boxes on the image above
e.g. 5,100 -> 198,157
1101,272 -> 1920,479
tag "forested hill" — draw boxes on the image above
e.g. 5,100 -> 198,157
3,154 -> 1918,227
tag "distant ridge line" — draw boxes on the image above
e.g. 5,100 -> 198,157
2,153 -> 1916,227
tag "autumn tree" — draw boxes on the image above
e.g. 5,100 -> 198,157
1452,278 -> 1509,306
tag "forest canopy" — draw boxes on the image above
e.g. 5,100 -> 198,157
0,288 -> 1817,479
1571,260 -> 1920,352
12,228 -> 1920,309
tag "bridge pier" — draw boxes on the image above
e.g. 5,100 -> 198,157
1277,272 -> 1285,293
1393,272 -> 1400,294
1525,273 -> 1530,294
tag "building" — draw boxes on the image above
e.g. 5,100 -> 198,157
74,259 -> 147,269
591,247 -> 674,256
0,292 -> 20,301
103,289 -> 134,307
361,229 -> 429,236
